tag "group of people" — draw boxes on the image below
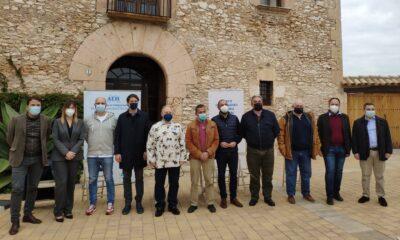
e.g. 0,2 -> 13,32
5,94 -> 393,235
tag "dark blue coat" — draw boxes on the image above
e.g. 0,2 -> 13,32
212,113 -> 242,155
240,109 -> 280,150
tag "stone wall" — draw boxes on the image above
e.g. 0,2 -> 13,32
0,0 -> 344,123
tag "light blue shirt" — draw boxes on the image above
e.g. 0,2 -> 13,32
366,116 -> 378,148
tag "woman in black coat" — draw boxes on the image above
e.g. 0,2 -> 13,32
51,101 -> 85,222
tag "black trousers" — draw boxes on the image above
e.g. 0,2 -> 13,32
216,152 -> 238,200
10,157 -> 43,223
52,160 -> 79,216
154,167 -> 180,209
123,167 -> 144,205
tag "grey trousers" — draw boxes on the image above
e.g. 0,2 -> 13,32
10,157 -> 43,223
52,160 -> 79,216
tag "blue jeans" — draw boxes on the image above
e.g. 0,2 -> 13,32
88,157 -> 115,205
285,150 -> 312,197
323,146 -> 346,198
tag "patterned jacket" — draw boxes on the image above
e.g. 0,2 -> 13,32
146,121 -> 188,168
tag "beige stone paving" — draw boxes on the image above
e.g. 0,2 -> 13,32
0,151 -> 399,240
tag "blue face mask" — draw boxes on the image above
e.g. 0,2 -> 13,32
95,104 -> 106,113
29,106 -> 41,116
163,113 -> 173,122
198,113 -> 207,122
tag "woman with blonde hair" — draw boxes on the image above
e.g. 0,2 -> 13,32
51,100 -> 85,222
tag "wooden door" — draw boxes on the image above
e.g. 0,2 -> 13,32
347,93 -> 400,148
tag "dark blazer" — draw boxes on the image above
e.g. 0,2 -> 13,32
352,116 -> 393,161
317,112 -> 352,157
212,113 -> 242,155
51,118 -> 85,162
6,114 -> 52,167
114,110 -> 151,170
240,109 -> 280,150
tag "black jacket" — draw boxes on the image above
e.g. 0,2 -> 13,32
317,112 -> 352,157
212,112 -> 242,155
240,109 -> 280,150
114,110 -> 151,170
352,116 -> 393,161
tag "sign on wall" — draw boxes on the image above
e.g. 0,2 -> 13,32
83,90 -> 141,185
208,89 -> 247,169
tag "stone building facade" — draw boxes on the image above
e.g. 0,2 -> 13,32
0,0 -> 344,123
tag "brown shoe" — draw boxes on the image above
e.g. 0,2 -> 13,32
288,196 -> 296,204
231,198 -> 243,208
22,214 -> 42,224
303,195 -> 315,203
220,198 -> 227,209
9,222 -> 19,235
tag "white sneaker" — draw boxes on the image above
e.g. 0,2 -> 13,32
85,205 -> 96,216
106,203 -> 114,215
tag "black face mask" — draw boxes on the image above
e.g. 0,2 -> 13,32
253,103 -> 263,111
294,108 -> 304,114
129,102 -> 138,110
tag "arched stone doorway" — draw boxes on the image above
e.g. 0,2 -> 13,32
69,22 -> 197,121
106,55 -> 166,122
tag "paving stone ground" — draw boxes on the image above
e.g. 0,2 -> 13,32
0,151 -> 399,240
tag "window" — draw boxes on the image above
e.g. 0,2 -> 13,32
260,0 -> 282,7
260,81 -> 273,105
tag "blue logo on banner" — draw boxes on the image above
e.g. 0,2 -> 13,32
108,96 -> 120,102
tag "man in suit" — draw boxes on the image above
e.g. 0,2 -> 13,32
317,98 -> 352,205
6,97 -> 52,235
352,103 -> 393,207
114,94 -> 152,215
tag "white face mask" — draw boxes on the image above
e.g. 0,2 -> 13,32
65,108 -> 75,117
329,105 -> 339,114
220,105 -> 229,114
365,110 -> 376,118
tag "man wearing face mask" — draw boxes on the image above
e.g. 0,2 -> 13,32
146,105 -> 188,217
114,94 -> 151,215
7,97 -> 52,235
240,96 -> 280,207
211,99 -> 243,208
84,97 -> 117,215
278,100 -> 320,204
317,98 -> 351,205
352,103 -> 392,207
186,104 -> 219,213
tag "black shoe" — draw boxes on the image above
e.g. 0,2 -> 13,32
333,194 -> 343,201
327,198 -> 334,205
187,205 -> 198,213
168,207 -> 181,215
136,202 -> 144,214
22,214 -> 42,224
264,198 -> 276,207
378,197 -> 388,207
249,199 -> 258,206
207,204 -> 216,213
122,205 -> 131,215
9,222 -> 19,235
64,213 -> 73,219
55,215 -> 64,222
358,196 -> 370,203
155,208 -> 164,217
